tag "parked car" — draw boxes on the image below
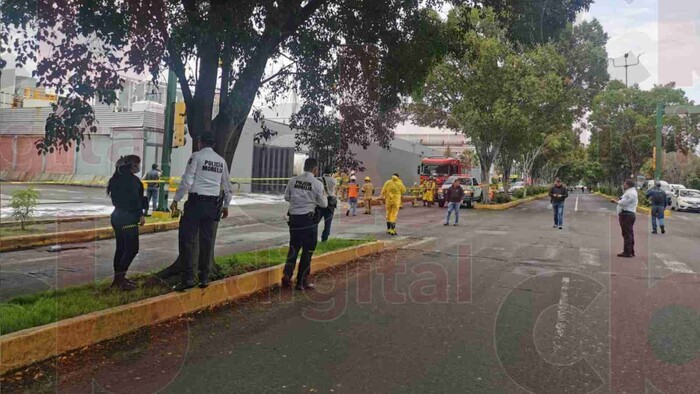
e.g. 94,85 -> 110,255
670,184 -> 686,194
671,188 -> 700,212
436,175 -> 482,208
510,181 -> 526,193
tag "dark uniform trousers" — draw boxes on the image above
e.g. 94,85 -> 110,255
111,209 -> 140,278
179,194 -> 219,283
284,213 -> 319,284
619,211 -> 636,255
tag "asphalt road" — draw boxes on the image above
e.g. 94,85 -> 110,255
3,192 -> 700,393
0,183 -> 286,219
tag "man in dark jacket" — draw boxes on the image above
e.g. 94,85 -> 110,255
645,181 -> 667,234
444,179 -> 465,226
549,178 -> 569,230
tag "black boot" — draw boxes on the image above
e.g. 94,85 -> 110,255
386,222 -> 392,234
661,225 -> 665,234
111,272 -> 136,291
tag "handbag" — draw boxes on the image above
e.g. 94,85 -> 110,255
322,176 -> 338,209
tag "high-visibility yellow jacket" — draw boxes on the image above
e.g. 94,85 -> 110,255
362,182 -> 374,198
381,176 -> 406,206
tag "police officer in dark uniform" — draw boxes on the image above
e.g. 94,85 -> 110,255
107,155 -> 147,290
170,133 -> 232,291
282,158 -> 328,290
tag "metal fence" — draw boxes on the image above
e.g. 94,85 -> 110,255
251,144 -> 294,194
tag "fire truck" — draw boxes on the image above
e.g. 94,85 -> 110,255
418,156 -> 463,186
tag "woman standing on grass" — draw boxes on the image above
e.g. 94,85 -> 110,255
107,155 -> 146,290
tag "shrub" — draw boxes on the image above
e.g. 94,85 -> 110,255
638,193 -> 651,207
511,189 -> 525,199
688,177 -> 700,190
10,188 -> 40,230
493,192 -> 509,204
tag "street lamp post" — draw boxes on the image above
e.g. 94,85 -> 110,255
610,52 -> 644,87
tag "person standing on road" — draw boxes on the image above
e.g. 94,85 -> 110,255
611,179 -> 639,258
346,177 -> 359,216
142,163 -> 161,216
107,155 -> 147,291
381,173 -> 406,235
319,167 -> 337,243
444,178 -> 465,226
549,178 -> 569,229
340,171 -> 350,201
423,176 -> 437,207
362,176 -> 375,214
645,181 -> 667,234
170,133 -> 232,291
283,158 -> 327,290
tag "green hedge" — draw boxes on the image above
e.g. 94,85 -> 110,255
595,185 -> 623,197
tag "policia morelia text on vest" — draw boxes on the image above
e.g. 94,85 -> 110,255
170,133 -> 233,292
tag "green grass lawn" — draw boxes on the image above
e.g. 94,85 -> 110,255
0,226 -> 45,238
0,238 -> 372,335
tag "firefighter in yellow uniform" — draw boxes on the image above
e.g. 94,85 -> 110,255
381,173 -> 406,236
340,172 -> 350,201
411,182 -> 421,207
423,176 -> 437,207
419,180 -> 427,206
362,176 -> 375,214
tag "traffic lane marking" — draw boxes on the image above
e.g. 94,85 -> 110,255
654,253 -> 694,274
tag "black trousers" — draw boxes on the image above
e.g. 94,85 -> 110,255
284,214 -> 319,284
619,212 -> 636,255
320,207 -> 334,242
111,210 -> 140,278
178,198 -> 218,283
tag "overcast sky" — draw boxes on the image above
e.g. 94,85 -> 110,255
3,0 -> 698,106
582,0 -> 700,102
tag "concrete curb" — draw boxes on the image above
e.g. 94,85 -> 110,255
475,194 -> 548,210
0,240 -> 398,375
0,221 -> 180,253
592,192 -> 672,217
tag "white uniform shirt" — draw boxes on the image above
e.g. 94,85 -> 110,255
320,175 -> 337,197
174,147 -> 232,207
616,187 -> 638,214
284,172 -> 328,215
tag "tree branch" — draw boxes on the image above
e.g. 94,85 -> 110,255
261,62 -> 297,85
168,46 -> 194,104
280,0 -> 328,39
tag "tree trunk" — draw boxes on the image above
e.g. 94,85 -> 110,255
479,155 -> 493,204
216,36 -> 278,166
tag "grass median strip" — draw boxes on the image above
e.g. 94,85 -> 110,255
0,238 -> 371,336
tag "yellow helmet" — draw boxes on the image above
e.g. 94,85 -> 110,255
365,176 -> 371,181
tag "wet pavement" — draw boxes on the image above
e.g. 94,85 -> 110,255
2,192 -> 700,393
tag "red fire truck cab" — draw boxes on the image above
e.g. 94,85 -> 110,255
418,156 -> 463,186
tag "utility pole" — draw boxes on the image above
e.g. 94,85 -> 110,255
654,103 -> 664,181
610,52 -> 643,87
157,70 -> 177,211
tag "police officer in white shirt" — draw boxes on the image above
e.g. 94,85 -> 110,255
170,133 -> 232,291
282,158 -> 327,290
610,179 -> 638,258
